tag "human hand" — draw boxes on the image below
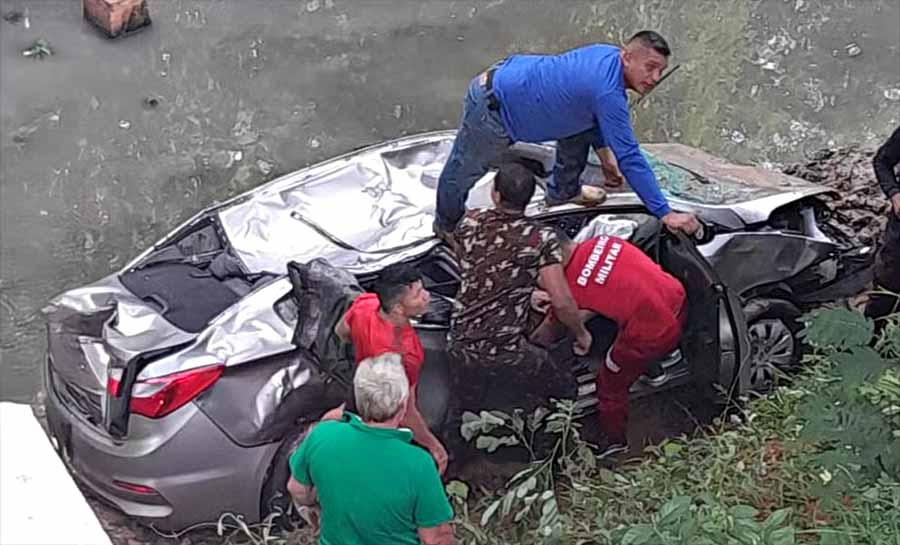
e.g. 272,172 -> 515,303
429,442 -> 449,476
891,194 -> 900,218
573,328 -> 592,356
598,147 -> 625,188
297,505 -> 321,531
531,289 -> 552,313
662,211 -> 701,235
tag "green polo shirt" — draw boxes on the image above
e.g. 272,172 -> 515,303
289,413 -> 453,545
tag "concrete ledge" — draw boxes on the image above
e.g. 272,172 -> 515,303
0,402 -> 112,545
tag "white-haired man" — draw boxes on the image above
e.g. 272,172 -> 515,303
287,353 -> 455,545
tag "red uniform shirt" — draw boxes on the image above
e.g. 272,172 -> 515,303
565,236 -> 685,335
343,293 -> 425,387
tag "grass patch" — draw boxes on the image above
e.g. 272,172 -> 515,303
451,308 -> 900,545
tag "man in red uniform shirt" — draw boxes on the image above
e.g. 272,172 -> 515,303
327,263 -> 449,475
532,232 -> 686,451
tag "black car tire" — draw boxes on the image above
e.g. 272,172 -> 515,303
744,298 -> 804,394
259,423 -> 310,531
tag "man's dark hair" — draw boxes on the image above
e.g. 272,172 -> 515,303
373,263 -> 422,313
494,162 -> 536,211
627,30 -> 671,57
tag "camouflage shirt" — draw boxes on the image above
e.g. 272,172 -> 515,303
450,208 -> 562,367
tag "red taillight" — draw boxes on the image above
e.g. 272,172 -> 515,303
112,480 -> 160,496
106,370 -> 122,397
128,365 -> 224,419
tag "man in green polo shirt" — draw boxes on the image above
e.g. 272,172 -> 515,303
287,353 -> 456,545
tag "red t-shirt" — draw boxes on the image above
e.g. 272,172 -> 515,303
343,293 -> 424,387
565,236 -> 685,332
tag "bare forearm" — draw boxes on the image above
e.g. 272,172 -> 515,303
530,315 -> 564,347
286,478 -> 317,506
402,400 -> 438,450
552,298 -> 588,337
418,524 -> 456,545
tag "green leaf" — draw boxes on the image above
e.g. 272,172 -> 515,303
501,489 -> 516,517
818,530 -> 852,545
729,504 -> 758,520
762,508 -> 791,530
598,467 -> 618,485
768,525 -> 795,545
834,347 -> 889,389
516,476 -> 537,498
460,410 -> 509,441
475,434 -> 519,453
662,442 -> 683,458
657,495 -> 692,527
621,524 -> 655,545
480,499 -> 501,527
800,308 -> 873,350
513,503 -> 532,522
445,480 -> 469,502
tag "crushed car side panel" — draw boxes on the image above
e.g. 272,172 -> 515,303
194,259 -> 361,446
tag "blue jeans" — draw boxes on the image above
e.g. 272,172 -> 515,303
435,78 -> 592,231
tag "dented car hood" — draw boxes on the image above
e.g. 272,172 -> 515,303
215,131 -> 831,275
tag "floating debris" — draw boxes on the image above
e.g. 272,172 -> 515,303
845,42 -> 862,57
142,96 -> 161,109
884,88 -> 900,102
393,105 -> 403,119
118,119 -> 132,130
160,51 -> 171,77
308,137 -> 321,149
22,39 -> 52,59
2,10 -> 23,24
229,150 -> 244,163
730,130 -> 746,144
305,0 -> 321,13
90,96 -> 101,110
257,159 -> 274,175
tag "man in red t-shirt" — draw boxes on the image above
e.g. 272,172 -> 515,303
328,263 -> 448,475
532,232 -> 686,451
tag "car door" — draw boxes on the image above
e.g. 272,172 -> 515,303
658,230 -> 751,402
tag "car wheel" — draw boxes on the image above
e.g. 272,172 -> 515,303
744,299 -> 803,393
259,424 -> 309,531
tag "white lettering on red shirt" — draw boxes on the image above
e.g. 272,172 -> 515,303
594,241 -> 622,285
576,236 -> 609,286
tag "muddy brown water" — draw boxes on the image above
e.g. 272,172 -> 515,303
2,0 -> 899,402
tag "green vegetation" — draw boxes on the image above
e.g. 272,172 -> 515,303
450,307 -> 900,545
214,306 -> 899,545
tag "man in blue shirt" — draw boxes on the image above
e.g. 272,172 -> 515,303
434,31 -> 700,238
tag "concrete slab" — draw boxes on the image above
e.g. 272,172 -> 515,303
0,402 -> 112,545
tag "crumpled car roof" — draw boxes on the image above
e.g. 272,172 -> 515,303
216,131 -> 829,275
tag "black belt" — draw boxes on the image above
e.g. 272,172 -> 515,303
481,67 -> 501,111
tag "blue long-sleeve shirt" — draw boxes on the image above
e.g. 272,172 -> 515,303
492,44 -> 672,217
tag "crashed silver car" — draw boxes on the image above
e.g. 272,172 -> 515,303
43,131 -> 871,530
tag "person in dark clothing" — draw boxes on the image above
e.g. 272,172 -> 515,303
865,125 -> 900,331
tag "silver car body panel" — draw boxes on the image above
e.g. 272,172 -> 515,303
43,130 -> 839,531
137,279 -> 295,380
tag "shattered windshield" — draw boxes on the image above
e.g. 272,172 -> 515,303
643,150 -> 782,205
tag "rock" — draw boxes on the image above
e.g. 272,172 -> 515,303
82,0 -> 151,39
782,146 -> 891,248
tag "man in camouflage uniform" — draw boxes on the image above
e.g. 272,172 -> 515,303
447,163 -> 592,451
